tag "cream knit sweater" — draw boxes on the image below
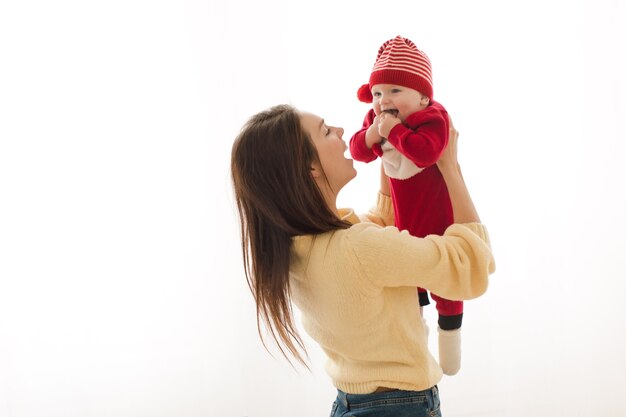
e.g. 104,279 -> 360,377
289,193 -> 495,394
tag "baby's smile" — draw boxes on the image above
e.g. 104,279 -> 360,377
381,109 -> 399,117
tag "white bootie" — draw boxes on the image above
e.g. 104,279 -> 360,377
438,327 -> 461,376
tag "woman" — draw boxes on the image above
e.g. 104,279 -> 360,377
230,104 -> 495,416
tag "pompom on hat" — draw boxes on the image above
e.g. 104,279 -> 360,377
357,35 -> 434,103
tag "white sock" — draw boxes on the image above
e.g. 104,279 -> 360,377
438,327 -> 461,376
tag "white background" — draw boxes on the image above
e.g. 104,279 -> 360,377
1,0 -> 625,416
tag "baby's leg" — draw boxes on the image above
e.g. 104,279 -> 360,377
431,294 -> 464,376
417,287 -> 430,308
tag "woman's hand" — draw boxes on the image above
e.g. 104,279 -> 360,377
437,116 -> 459,170
379,162 -> 391,196
437,116 -> 480,223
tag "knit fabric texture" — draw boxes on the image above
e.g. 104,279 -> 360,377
358,35 -> 434,103
289,193 -> 495,394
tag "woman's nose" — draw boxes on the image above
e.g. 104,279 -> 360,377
337,127 -> 344,137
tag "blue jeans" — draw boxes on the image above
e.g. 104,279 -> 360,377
329,386 -> 442,417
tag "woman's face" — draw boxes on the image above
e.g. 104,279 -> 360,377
300,112 -> 356,193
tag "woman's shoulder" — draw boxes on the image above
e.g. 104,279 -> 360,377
338,208 -> 361,225
338,193 -> 395,227
341,222 -> 405,252
291,221 -> 389,255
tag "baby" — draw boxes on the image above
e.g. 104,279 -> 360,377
349,35 -> 463,375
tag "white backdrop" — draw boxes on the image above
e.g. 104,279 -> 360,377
1,0 -> 625,416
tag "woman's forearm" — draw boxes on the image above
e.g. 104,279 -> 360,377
439,162 -> 480,224
379,162 -> 391,196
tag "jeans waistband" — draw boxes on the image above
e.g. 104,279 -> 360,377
336,385 -> 439,410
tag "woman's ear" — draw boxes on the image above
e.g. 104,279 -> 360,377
420,95 -> 430,107
310,163 -> 322,178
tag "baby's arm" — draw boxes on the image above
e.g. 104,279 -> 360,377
385,106 -> 449,168
349,109 -> 384,162
365,114 -> 384,148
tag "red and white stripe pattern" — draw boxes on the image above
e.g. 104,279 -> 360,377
372,36 -> 433,91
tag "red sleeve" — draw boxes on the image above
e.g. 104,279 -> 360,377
349,109 -> 378,163
385,103 -> 449,168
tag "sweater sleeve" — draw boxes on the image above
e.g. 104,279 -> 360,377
385,104 -> 449,168
346,222 -> 495,301
358,192 -> 394,227
349,109 -> 379,163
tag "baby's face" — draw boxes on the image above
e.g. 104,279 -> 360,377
371,84 -> 428,122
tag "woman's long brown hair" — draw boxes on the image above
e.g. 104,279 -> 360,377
231,105 -> 350,367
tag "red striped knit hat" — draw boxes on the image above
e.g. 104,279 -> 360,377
357,35 -> 433,103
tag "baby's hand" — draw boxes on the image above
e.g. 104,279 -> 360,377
365,114 -> 384,148
378,112 -> 401,138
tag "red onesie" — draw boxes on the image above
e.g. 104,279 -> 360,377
349,101 -> 464,331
